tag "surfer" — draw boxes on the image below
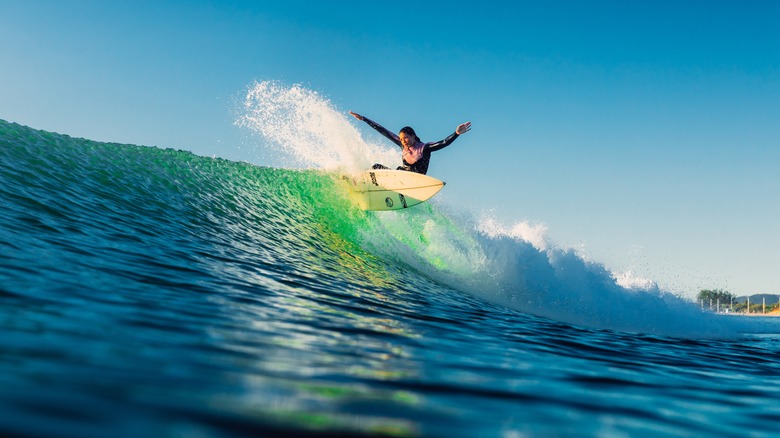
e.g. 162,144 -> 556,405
349,111 -> 471,175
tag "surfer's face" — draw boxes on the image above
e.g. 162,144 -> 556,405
399,132 -> 415,148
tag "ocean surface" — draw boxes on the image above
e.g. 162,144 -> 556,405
3,85 -> 780,437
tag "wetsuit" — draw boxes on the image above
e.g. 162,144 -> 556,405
360,116 -> 460,175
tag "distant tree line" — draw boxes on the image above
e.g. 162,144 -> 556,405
698,289 -> 780,313
697,289 -> 735,305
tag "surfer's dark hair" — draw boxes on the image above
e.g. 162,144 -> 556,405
400,126 -> 420,142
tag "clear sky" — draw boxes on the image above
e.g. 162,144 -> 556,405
2,1 -> 779,297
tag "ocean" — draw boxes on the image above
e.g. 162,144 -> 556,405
2,83 -> 780,437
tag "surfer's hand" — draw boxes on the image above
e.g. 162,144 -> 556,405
349,111 -> 364,121
456,122 -> 471,135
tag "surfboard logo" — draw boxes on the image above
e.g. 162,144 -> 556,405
398,193 -> 408,208
369,172 -> 378,186
385,197 -> 394,207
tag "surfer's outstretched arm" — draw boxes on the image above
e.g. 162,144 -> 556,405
349,111 -> 402,147
427,122 -> 472,152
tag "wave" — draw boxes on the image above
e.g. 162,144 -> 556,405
232,81 -> 757,339
0,86 -> 758,339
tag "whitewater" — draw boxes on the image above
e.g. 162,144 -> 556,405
1,81 -> 779,437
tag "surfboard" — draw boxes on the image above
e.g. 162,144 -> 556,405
341,169 -> 445,211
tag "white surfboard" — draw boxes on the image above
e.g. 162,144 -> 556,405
341,169 -> 445,211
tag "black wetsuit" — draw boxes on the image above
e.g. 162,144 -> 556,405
360,117 -> 460,175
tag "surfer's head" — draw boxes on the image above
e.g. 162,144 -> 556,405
399,126 -> 420,148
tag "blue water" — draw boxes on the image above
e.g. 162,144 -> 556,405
2,113 -> 780,437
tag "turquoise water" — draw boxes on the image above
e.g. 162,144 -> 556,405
2,118 -> 780,437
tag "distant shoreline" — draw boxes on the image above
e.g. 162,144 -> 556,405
721,310 -> 780,317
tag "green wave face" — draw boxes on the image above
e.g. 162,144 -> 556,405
0,119 -> 483,296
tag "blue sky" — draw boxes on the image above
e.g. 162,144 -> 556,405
2,1 -> 779,296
